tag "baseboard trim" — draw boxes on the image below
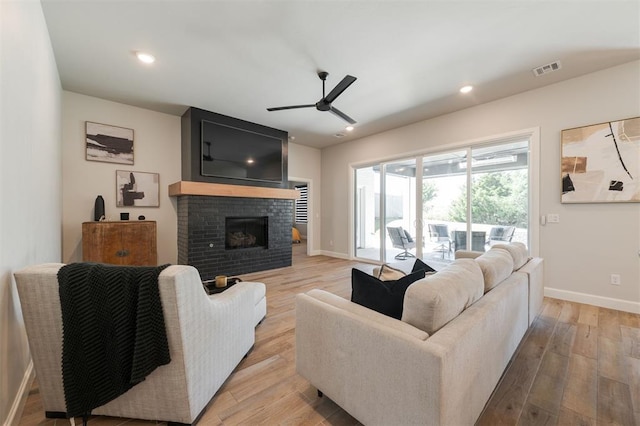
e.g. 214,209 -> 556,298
545,287 -> 640,314
318,250 -> 351,260
6,360 -> 35,425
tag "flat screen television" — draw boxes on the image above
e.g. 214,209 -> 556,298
201,119 -> 284,183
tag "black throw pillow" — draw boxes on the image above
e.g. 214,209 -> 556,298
412,258 -> 436,274
351,268 -> 426,319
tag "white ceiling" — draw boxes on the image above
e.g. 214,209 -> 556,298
41,0 -> 640,149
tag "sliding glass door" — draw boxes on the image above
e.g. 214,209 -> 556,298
354,137 -> 532,265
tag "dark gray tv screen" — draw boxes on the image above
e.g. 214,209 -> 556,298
201,119 -> 284,183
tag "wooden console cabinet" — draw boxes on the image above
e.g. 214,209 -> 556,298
82,221 -> 157,266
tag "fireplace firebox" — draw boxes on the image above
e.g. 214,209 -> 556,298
225,216 -> 268,250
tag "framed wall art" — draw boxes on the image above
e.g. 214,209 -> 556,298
86,121 -> 134,165
561,116 -> 640,203
116,170 -> 160,207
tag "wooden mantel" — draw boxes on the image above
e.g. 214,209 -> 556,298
168,181 -> 299,200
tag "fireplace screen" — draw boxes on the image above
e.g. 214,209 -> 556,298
225,216 -> 268,250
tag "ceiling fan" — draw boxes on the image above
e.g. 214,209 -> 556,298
267,71 -> 357,125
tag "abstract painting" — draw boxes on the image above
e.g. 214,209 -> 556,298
86,121 -> 134,165
561,117 -> 640,203
116,170 -> 159,207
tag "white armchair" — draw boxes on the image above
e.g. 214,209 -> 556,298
14,263 -> 266,424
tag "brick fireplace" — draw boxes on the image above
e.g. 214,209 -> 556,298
171,181 -> 297,279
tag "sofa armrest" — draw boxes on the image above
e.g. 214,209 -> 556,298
153,266 -> 255,420
518,257 -> 544,324
295,290 -> 442,425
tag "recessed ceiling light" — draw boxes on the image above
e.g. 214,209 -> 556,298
247,158 -> 254,164
345,126 -> 354,132
460,85 -> 473,94
136,51 -> 155,64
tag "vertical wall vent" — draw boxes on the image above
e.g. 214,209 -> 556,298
532,61 -> 562,77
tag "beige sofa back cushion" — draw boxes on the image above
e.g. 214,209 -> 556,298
475,248 -> 514,292
306,289 -> 430,340
401,259 -> 484,334
491,242 -> 529,270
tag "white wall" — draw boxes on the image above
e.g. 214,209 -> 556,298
322,61 -> 640,312
289,142 -> 322,254
62,92 -> 181,265
0,1 -> 62,423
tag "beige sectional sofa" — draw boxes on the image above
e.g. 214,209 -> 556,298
296,243 -> 543,426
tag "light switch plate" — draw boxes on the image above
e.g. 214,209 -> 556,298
547,213 -> 560,223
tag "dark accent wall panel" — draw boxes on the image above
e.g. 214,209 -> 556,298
177,195 -> 293,278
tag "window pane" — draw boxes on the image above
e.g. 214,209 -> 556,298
470,141 -> 529,250
294,185 -> 308,224
355,166 -> 380,261
422,150 -> 467,266
384,159 -> 417,263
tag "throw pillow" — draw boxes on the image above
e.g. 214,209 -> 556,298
351,268 -> 426,319
412,258 -> 436,274
376,264 -> 406,281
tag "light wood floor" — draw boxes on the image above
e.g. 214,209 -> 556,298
18,242 -> 640,425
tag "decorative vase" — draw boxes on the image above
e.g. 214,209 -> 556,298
94,195 -> 105,221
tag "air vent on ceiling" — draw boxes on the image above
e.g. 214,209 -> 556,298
532,61 -> 562,77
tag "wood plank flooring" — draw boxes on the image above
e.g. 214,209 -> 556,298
17,243 -> 640,425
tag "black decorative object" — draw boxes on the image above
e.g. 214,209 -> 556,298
138,215 -> 145,220
94,195 -> 105,221
120,212 -> 129,220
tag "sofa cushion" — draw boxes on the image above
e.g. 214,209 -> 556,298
475,248 -> 514,292
491,242 -> 529,270
376,264 -> 407,281
401,259 -> 484,334
351,268 -> 426,319
306,289 -> 429,340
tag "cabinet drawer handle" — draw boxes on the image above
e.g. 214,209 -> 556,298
116,250 -> 130,257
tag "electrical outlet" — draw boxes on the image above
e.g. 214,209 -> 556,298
547,213 -> 560,223
610,274 -> 621,285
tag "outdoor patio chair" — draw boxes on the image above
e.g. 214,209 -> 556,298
453,230 -> 486,252
428,224 -> 452,258
486,226 -> 516,246
387,226 -> 416,260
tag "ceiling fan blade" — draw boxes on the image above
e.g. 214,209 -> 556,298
330,106 -> 357,125
324,75 -> 357,104
267,104 -> 315,112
